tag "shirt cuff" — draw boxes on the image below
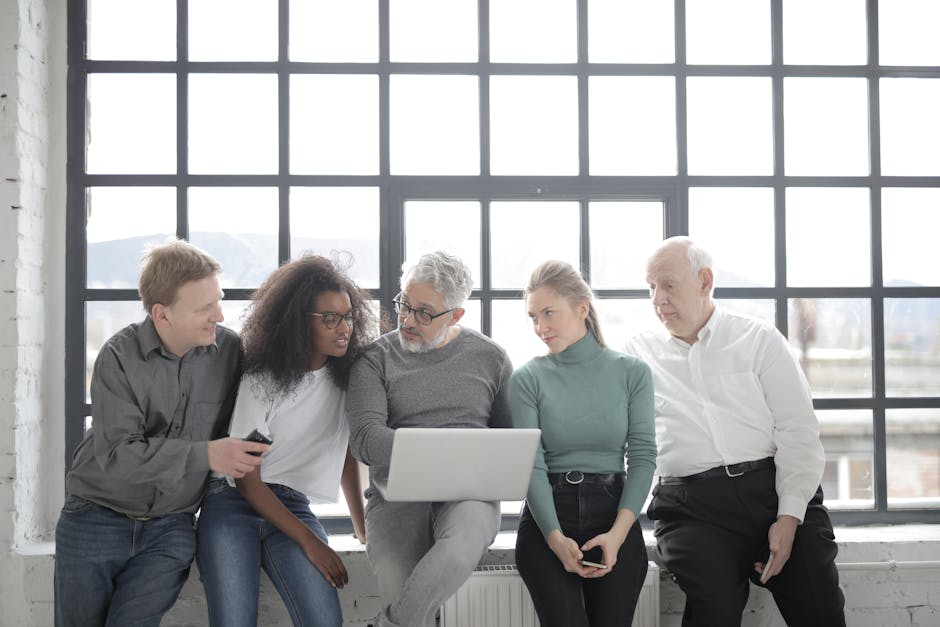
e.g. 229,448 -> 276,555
187,440 -> 211,476
777,494 -> 809,524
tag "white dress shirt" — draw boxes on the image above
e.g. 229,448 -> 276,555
226,369 -> 349,504
624,307 -> 825,521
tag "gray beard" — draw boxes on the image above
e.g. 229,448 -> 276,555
398,323 -> 450,353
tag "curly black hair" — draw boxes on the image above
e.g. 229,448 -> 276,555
240,255 -> 377,393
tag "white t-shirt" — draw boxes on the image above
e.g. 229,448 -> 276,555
228,369 -> 348,504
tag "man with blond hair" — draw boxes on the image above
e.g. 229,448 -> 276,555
55,239 -> 270,627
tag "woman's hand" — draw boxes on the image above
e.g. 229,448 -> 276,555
579,531 -> 624,577
546,530 -> 603,578
301,536 -> 349,589
579,508 -> 636,577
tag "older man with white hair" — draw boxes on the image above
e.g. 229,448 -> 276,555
624,236 -> 845,627
347,251 -> 513,627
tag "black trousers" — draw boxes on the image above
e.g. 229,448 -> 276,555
515,477 -> 648,627
648,465 -> 846,627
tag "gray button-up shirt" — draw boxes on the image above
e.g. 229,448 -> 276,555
66,317 -> 242,517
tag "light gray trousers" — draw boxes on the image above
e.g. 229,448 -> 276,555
365,496 -> 501,627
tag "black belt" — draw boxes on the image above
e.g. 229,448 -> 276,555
548,471 -> 624,488
659,457 -> 774,485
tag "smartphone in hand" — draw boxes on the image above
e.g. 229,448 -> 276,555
580,546 -> 608,569
243,428 -> 273,456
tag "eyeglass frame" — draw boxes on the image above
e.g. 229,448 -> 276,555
307,308 -> 360,330
392,293 -> 458,326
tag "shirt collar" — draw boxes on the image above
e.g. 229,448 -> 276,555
137,315 -> 220,359
664,306 -> 723,349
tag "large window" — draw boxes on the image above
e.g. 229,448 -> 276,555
68,0 -> 940,527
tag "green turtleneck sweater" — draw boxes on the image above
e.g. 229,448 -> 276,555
510,332 -> 657,539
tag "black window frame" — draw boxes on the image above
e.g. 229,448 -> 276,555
66,0 -> 940,531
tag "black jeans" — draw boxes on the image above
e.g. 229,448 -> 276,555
648,465 -> 846,627
515,475 -> 648,627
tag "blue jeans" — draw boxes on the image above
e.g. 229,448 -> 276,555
195,479 -> 342,627
54,495 -> 197,627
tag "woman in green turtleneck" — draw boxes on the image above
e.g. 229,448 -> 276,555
510,260 -> 657,627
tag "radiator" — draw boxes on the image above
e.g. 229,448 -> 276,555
440,562 -> 660,627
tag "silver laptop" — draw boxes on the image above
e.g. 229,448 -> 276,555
376,428 -> 541,502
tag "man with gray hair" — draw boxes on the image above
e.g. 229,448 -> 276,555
347,251 -> 513,627
624,236 -> 844,626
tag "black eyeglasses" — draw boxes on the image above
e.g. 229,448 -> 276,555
308,308 -> 360,329
392,293 -> 456,326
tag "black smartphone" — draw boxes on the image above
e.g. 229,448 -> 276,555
580,546 -> 607,569
243,428 -> 273,456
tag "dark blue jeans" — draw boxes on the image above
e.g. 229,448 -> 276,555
515,476 -> 649,627
54,495 -> 197,627
195,479 -> 342,627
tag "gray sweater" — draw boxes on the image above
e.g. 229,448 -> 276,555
346,327 -> 513,487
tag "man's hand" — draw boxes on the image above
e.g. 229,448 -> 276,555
755,514 -> 799,583
207,437 -> 269,478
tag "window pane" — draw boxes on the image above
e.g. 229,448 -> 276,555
86,187 -> 176,289
880,78 -> 940,176
689,188 -> 775,287
787,298 -> 872,398
588,0 -> 674,63
189,0 -> 277,61
86,74 -> 176,175
390,0 -> 477,62
783,0 -> 867,65
289,0 -> 378,62
686,77 -> 772,175
882,188 -> 940,287
490,76 -> 578,175
785,188 -> 870,287
589,201 -> 664,289
595,299 -> 661,355
490,0 -> 576,63
189,74 -> 278,175
885,299 -> 940,397
390,75 -> 479,175
405,202 -> 482,289
715,299 -> 775,325
887,409 -> 940,509
491,299 -> 545,369
87,0 -> 176,61
490,202 -> 579,288
784,78 -> 869,176
219,300 -> 252,335
291,75 -> 378,175
86,301 -> 146,401
589,77 -> 677,175
686,0 -> 770,65
290,187 -> 380,288
819,409 -> 874,510
188,187 -> 279,289
879,0 -> 940,66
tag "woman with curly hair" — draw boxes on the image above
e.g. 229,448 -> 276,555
196,255 -> 377,627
